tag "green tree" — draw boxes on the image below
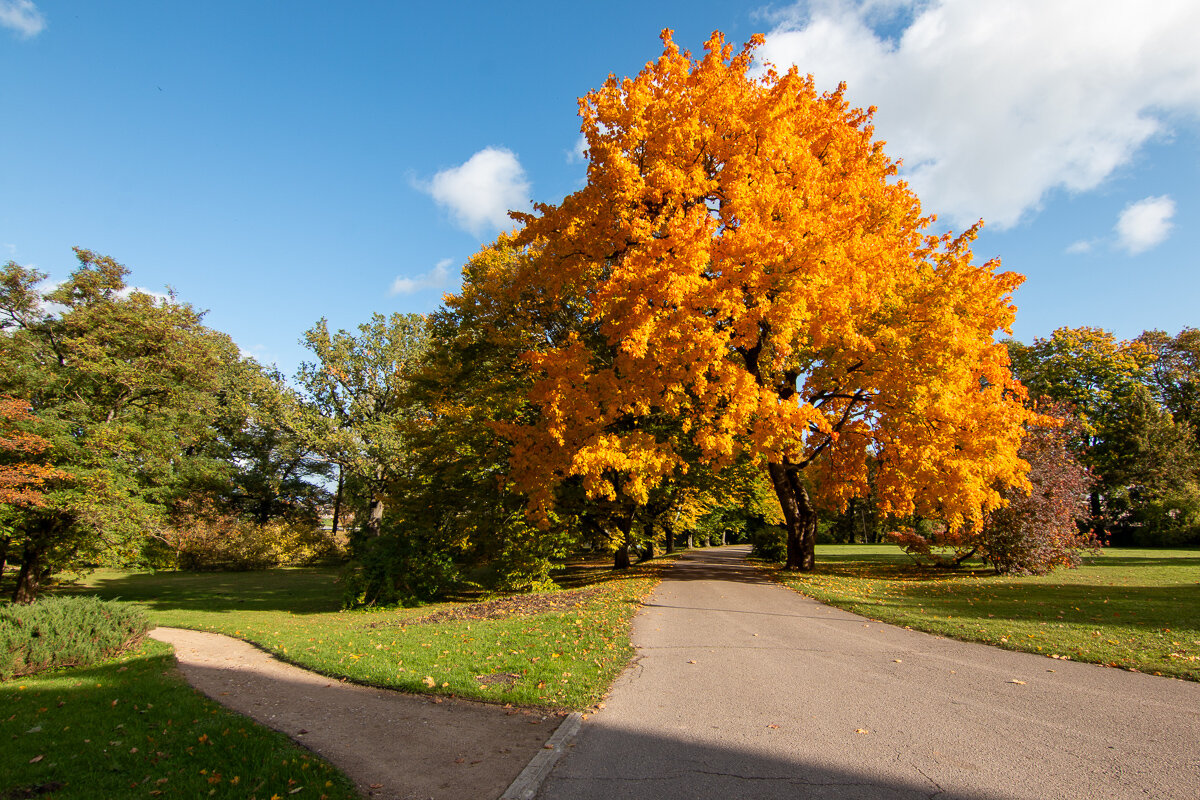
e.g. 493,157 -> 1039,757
1006,326 -> 1194,540
295,313 -> 429,539
1139,328 -> 1200,435
0,251 -> 239,602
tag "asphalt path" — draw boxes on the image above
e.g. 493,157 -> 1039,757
537,546 -> 1200,800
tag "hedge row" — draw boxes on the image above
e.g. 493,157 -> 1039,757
1,596 -> 150,680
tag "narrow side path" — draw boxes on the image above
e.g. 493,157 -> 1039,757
150,627 -> 564,800
539,546 -> 1200,800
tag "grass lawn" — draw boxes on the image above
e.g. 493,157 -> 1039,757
770,545 -> 1200,681
3,556 -> 672,798
60,557 -> 670,711
0,638 -> 359,800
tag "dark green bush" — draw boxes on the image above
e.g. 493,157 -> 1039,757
1,596 -> 150,680
341,529 -> 460,608
748,522 -> 787,563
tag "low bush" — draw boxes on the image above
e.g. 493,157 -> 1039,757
150,514 -> 347,571
0,596 -> 149,680
748,522 -> 787,563
341,529 -> 460,607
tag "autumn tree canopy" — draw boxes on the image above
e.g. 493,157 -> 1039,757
503,30 -> 1032,570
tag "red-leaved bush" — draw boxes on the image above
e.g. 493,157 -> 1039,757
891,408 -> 1097,575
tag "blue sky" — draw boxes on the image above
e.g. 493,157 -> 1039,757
2,1 -> 1197,378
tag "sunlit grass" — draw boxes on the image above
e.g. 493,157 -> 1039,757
770,545 -> 1200,681
64,557 -> 673,710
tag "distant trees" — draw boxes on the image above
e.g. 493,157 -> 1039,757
1008,326 -> 1200,546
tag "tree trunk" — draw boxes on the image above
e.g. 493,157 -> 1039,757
639,537 -> 655,562
13,542 -> 42,604
767,461 -> 817,571
1089,489 -> 1105,542
664,522 -> 676,554
686,532 -> 694,548
0,533 -> 9,578
366,497 -> 384,538
613,509 -> 635,570
331,466 -> 344,536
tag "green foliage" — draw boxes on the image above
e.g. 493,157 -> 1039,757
0,596 -> 149,680
0,251 -> 250,602
1,639 -> 359,799
1008,326 -> 1200,546
747,522 -> 787,563
341,527 -> 460,607
295,312 -> 429,538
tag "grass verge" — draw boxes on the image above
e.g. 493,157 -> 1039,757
769,545 -> 1200,681
1,638 -> 360,800
64,557 -> 673,710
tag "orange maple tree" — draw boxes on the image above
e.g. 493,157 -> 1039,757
503,30 -> 1032,570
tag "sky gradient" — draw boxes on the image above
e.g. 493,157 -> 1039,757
2,1 -> 1197,377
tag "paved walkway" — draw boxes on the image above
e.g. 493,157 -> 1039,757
538,546 -> 1200,800
150,627 -> 563,800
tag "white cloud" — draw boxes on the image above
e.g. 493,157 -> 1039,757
567,134 -> 588,164
426,147 -> 530,235
1065,240 -> 1094,255
1115,195 -> 1175,254
0,0 -> 45,38
758,0 -> 1200,230
390,257 -> 456,295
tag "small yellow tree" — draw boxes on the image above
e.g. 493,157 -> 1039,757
505,31 -> 1032,570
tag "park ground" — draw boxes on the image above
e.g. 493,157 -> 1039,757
2,545 -> 1197,798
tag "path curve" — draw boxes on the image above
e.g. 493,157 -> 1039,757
539,546 -> 1200,800
150,627 -> 565,800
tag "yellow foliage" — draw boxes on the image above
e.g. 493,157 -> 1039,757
486,30 -> 1030,531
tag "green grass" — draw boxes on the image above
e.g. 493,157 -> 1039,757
770,545 -> 1200,680
64,558 -> 670,710
1,638 -> 360,800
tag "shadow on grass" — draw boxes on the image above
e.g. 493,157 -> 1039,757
55,567 -> 345,615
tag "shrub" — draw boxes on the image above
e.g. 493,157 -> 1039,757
1,596 -> 150,680
748,522 -> 787,563
890,410 -> 1097,575
152,513 -> 347,571
341,530 -> 460,608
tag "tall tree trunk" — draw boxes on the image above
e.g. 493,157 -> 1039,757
1089,489 -> 1105,542
686,531 -> 694,548
664,521 -> 676,554
767,461 -> 817,571
613,509 -> 635,570
0,533 -> 9,579
366,497 -> 384,538
331,466 -> 344,536
13,541 -> 42,604
366,466 -> 386,538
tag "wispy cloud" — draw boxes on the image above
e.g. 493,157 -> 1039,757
0,1 -> 46,38
1115,195 -> 1175,255
566,134 -> 588,164
425,147 -> 531,236
1065,240 -> 1094,255
390,257 -> 456,295
758,0 -> 1200,230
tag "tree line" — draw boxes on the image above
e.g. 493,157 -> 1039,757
4,32 -> 1197,603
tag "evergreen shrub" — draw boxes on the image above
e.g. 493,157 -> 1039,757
1,596 -> 150,680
